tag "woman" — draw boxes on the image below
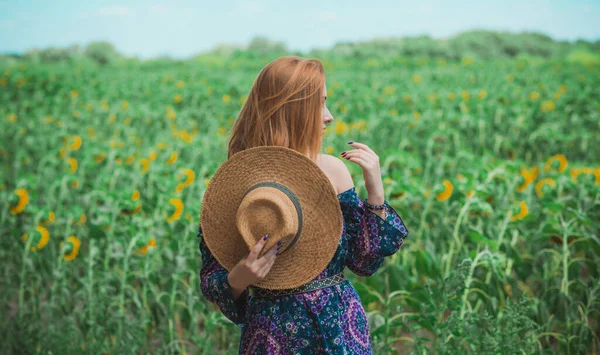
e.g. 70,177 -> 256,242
198,56 -> 409,354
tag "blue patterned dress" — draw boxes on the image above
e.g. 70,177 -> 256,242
198,186 -> 409,354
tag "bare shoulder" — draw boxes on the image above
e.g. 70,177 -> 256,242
317,154 -> 354,194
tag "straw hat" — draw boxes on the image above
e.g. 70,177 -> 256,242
200,146 -> 343,290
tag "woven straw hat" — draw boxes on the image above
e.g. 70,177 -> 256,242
200,146 -> 343,290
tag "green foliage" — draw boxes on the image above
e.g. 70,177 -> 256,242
408,259 -> 539,354
84,41 -> 122,65
11,30 -> 599,66
22,44 -> 87,63
246,36 -> 289,56
1,51 -> 599,354
17,42 -> 122,65
566,50 -> 600,66
330,30 -> 597,61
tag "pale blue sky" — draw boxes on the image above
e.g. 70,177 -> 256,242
1,0 -> 598,59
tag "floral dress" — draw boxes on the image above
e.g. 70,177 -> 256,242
198,186 -> 409,354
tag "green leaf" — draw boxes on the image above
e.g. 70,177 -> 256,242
543,201 -> 563,214
468,229 -> 499,251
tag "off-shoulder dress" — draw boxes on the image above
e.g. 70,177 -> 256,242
198,186 -> 409,354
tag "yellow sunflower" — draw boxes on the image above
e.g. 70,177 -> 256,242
22,225 -> 50,251
61,236 -> 81,261
436,180 -> 453,201
166,198 -> 184,222
10,188 -> 29,214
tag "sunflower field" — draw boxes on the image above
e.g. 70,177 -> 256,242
1,52 -> 599,354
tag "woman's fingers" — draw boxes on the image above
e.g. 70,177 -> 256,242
255,243 -> 278,268
342,150 -> 369,166
247,234 -> 269,263
348,141 -> 376,155
342,149 -> 366,159
345,156 -> 367,167
257,245 -> 278,277
344,147 -> 376,161
344,142 -> 380,166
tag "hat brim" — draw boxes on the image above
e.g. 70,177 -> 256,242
200,146 -> 343,290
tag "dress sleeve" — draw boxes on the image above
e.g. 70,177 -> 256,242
340,187 -> 409,277
197,224 -> 249,328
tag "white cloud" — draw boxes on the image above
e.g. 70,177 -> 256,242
80,6 -> 130,19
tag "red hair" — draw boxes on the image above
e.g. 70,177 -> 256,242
227,56 -> 325,164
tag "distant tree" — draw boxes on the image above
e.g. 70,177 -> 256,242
12,31 -> 600,65
247,36 -> 288,55
23,44 -> 84,63
85,41 -> 122,65
206,43 -> 246,57
0,53 -> 21,66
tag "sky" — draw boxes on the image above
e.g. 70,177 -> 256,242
1,0 -> 598,59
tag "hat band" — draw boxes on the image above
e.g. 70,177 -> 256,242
241,181 -> 303,255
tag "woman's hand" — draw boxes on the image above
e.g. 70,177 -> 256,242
341,141 -> 385,201
227,234 -> 280,292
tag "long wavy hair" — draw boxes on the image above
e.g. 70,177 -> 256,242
227,56 -> 325,164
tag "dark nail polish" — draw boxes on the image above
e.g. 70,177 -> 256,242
263,234 -> 269,240
341,152 -> 347,156
348,141 -> 353,144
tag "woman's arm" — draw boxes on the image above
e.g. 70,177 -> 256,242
340,188 -> 409,276
198,225 -> 249,327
